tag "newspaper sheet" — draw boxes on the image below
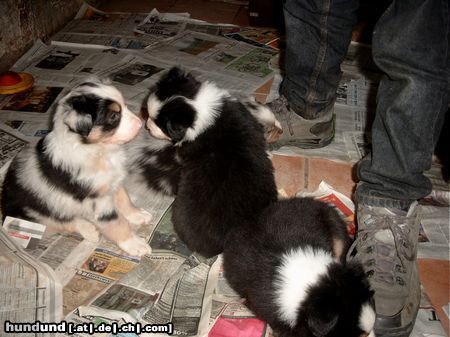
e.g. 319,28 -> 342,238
140,30 -> 278,95
58,197 -> 221,337
207,255 -> 276,337
52,8 -> 155,49
21,44 -> 136,83
0,226 -> 63,336
0,114 -> 51,140
0,123 -> 29,175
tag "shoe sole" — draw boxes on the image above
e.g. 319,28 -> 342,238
374,280 -> 421,337
270,134 -> 334,150
374,311 -> 418,337
269,115 -> 335,150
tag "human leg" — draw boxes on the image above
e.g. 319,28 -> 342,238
351,1 -> 450,336
270,0 -> 359,148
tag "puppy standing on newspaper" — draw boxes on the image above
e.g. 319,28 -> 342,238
1,79 -> 152,256
143,67 -> 279,257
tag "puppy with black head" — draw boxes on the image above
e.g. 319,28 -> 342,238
125,96 -> 282,197
144,67 -> 278,257
1,79 -> 152,256
223,197 -> 376,337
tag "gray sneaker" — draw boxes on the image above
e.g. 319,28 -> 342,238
347,202 -> 421,337
267,96 -> 335,149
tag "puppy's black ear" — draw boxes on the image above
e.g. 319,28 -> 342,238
68,94 -> 92,113
156,67 -> 201,100
167,120 -> 187,142
65,95 -> 97,136
167,67 -> 185,80
158,97 -> 196,143
307,312 -> 338,337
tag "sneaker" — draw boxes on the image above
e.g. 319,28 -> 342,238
267,96 -> 335,149
347,202 -> 421,337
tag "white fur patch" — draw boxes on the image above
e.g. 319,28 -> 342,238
147,94 -> 163,119
249,104 -> 280,129
359,303 -> 376,334
274,247 -> 333,328
146,118 -> 171,141
183,82 -> 229,142
118,235 -> 152,257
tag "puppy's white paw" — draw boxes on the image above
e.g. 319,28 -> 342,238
118,235 -> 152,257
82,229 -> 100,243
126,209 -> 153,228
76,222 -> 100,243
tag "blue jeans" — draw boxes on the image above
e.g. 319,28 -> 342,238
356,0 -> 450,208
282,0 -> 450,208
281,0 -> 359,119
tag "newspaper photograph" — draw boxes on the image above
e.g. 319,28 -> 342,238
225,27 -> 280,49
134,9 -> 189,41
108,62 -> 164,87
0,86 -> 64,114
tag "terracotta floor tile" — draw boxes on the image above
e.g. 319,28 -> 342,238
253,77 -> 273,103
306,157 -> 357,199
272,154 -> 306,197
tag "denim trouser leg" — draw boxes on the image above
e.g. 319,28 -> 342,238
281,0 -> 359,119
356,0 -> 450,209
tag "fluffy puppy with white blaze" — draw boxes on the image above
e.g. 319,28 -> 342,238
223,197 -> 376,337
145,67 -> 278,257
1,79 -> 152,256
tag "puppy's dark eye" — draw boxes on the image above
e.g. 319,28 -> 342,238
109,112 -> 121,123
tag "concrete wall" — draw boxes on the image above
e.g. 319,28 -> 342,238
0,0 -> 83,72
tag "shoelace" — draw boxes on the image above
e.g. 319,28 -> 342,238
347,213 -> 415,286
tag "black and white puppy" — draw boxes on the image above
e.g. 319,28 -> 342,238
144,67 -> 278,257
126,96 -> 282,196
223,197 -> 376,337
1,79 -> 152,256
